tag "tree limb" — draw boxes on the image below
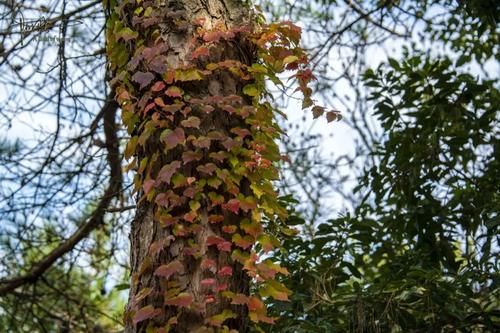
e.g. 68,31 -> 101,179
0,94 -> 121,297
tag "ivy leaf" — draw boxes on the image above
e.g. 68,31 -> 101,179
243,84 -> 260,97
257,260 -> 289,279
191,136 -> 211,149
257,234 -> 280,252
201,258 -> 216,270
207,310 -> 237,327
133,305 -> 161,324
191,46 -> 210,59
227,293 -> 248,306
241,219 -> 263,237
142,179 -> 155,195
201,278 -> 216,287
180,116 -> 201,128
165,292 -> 193,307
326,110 -> 339,122
200,105 -> 215,113
116,27 -> 138,42
182,150 -> 203,164
158,161 -> 181,184
154,260 -> 184,279
160,128 -> 185,150
151,81 -> 166,92
132,71 -> 155,90
218,241 -> 232,252
222,199 -> 240,214
209,151 -> 228,162
259,280 -> 291,301
207,177 -> 222,189
248,296 -> 275,324
176,69 -> 203,82
283,55 -> 299,64
218,266 -> 233,277
206,235 -> 224,246
208,214 -> 224,224
222,225 -> 237,233
165,86 -> 183,98
171,173 -> 187,188
196,163 -> 217,175
232,234 -> 254,250
239,196 -> 257,212
312,106 -> 325,118
164,69 -> 176,84
230,127 -> 251,139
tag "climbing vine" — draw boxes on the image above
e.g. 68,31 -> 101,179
106,0 -> 338,331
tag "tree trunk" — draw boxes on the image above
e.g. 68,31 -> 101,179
108,0 -> 259,332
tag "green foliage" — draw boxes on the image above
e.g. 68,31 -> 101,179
266,33 -> 499,333
0,227 -> 125,332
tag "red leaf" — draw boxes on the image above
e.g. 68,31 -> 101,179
216,282 -> 228,292
132,71 -> 155,90
191,46 -> 210,60
217,241 -> 232,252
133,305 -> 161,324
151,81 -> 166,92
201,258 -> 216,270
218,266 -> 233,277
154,260 -> 184,279
201,278 -> 216,287
203,30 -> 235,43
142,179 -> 155,194
158,161 -> 181,184
165,292 -> 193,307
222,199 -> 240,214
143,102 -> 156,114
206,235 -> 224,247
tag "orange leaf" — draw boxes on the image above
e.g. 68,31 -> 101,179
165,86 -> 183,98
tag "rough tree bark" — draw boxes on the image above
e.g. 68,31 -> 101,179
113,1 -> 256,332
